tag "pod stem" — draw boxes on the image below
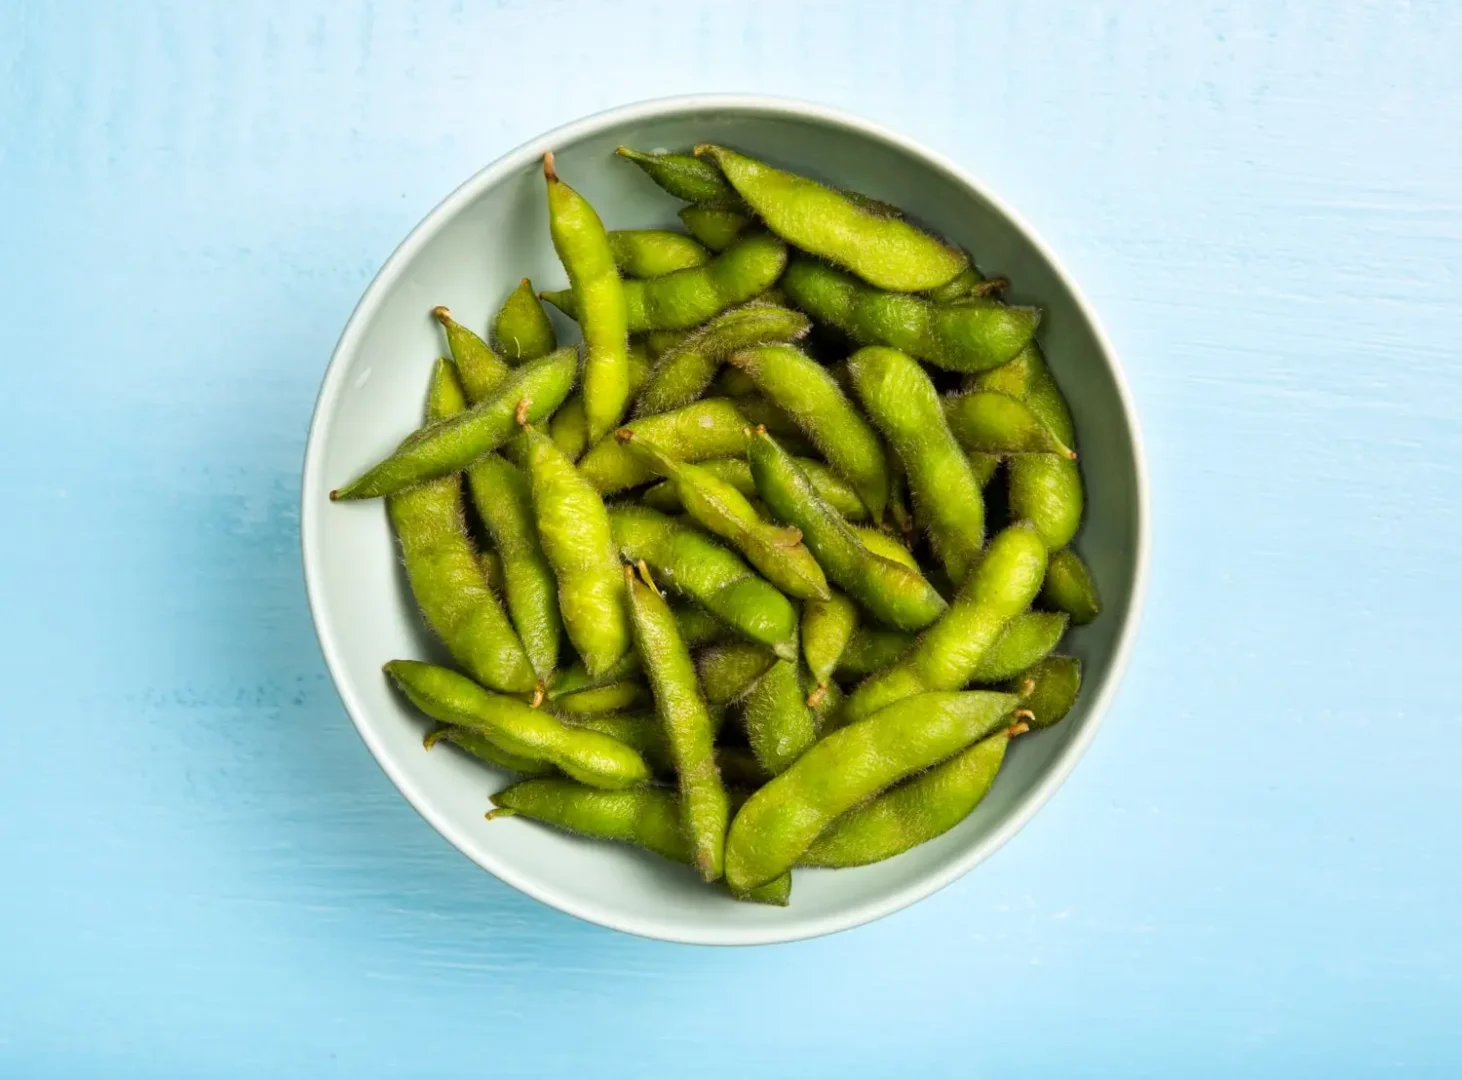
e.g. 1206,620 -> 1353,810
635,558 -> 661,597
542,151 -> 559,183
806,683 -> 829,709
485,807 -> 518,821
515,398 -> 533,427
529,682 -> 545,709
423,727 -> 448,751
614,427 -> 635,444
1006,719 -> 1031,738
431,305 -> 453,326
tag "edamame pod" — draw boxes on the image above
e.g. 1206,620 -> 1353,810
842,522 -> 1048,724
801,725 -> 1016,868
490,778 -> 789,904
545,153 -> 631,445
633,303 -> 811,417
577,398 -> 751,494
491,279 -> 557,365
424,725 -> 553,778
618,431 -> 829,602
724,690 -> 1020,891
695,145 -> 967,291
466,453 -> 563,681
679,204 -> 752,252
924,265 -> 987,304
431,306 -> 510,402
730,344 -> 890,521
1039,548 -> 1101,625
550,681 -> 651,716
1005,655 -> 1081,729
801,590 -> 859,690
747,428 -> 946,632
850,525 -> 920,572
608,229 -> 711,278
386,361 -> 536,693
833,625 -> 914,680
625,565 -> 730,881
943,391 -> 1076,457
849,346 -> 986,583
781,257 -> 1040,374
547,341 -> 651,462
615,146 -> 740,204
331,347 -> 578,500
695,642 -> 777,711
385,661 -> 649,789
519,421 -> 631,678
609,505 -> 798,660
641,456 -> 869,522
544,232 -> 789,332
740,658 -> 819,775
831,610 -> 1066,684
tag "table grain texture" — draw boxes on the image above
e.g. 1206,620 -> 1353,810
2,1 -> 1459,1076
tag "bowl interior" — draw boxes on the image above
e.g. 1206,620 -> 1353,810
302,99 -> 1145,945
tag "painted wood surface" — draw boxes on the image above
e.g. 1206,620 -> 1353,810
1,1 -> 1459,1075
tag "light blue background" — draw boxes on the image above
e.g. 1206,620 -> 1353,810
2,2 -> 1459,1076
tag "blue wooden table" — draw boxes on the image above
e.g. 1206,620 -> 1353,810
3,2 -> 1459,1075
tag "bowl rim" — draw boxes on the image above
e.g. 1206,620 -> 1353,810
300,92 -> 1150,947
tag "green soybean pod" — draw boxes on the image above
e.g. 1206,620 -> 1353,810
608,229 -> 712,278
833,625 -> 915,680
724,690 -> 1019,891
544,152 -> 630,446
548,606 -> 729,699
849,526 -> 920,572
465,453 -> 563,681
609,505 -> 799,661
547,341 -> 652,462
550,681 -> 652,716
491,278 -> 557,365
577,398 -> 751,494
730,344 -> 890,522
634,303 -> 811,417
519,421 -> 631,678
800,725 -> 1015,868
924,265 -> 987,304
849,346 -> 986,584
431,305 -> 511,402
780,256 -> 1040,375
617,431 -> 829,602
424,725 -> 554,778
801,590 -> 859,690
331,347 -> 578,501
842,522 -> 1049,725
615,146 -> 741,204
695,145 -> 967,291
625,565 -> 730,882
385,362 -> 536,694
1005,655 -> 1082,729
679,204 -> 752,252
385,661 -> 650,789
740,658 -> 819,775
969,611 -> 1070,682
640,456 -> 868,522
943,391 -> 1076,457
489,778 -> 789,905
1040,548 -> 1102,625
747,428 -> 946,632
695,642 -> 777,711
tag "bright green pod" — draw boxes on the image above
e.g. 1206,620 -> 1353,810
695,145 -> 967,292
695,642 -> 777,711
385,661 -> 650,789
679,204 -> 752,252
842,522 -> 1048,724
424,724 -> 554,777
1005,655 -> 1082,729
544,233 -> 789,332
491,278 -> 557,365
431,305 -> 511,402
833,625 -> 914,681
331,347 -> 578,500
544,153 -> 630,445
385,361 -> 536,694
801,728 -> 1012,868
546,341 -> 651,463
1040,548 -> 1102,625
466,454 -> 563,681
849,525 -> 920,572
489,778 -> 789,904
615,146 -> 740,204
730,344 -> 890,522
740,658 -> 819,775
924,265 -> 987,304
549,681 -> 651,716
781,257 -> 1039,374
609,505 -> 799,661
519,422 -> 631,678
943,391 -> 1077,457
849,346 -> 986,584
547,606 -> 729,700
577,398 -> 751,494
634,302 -> 811,417
608,229 -> 712,278
801,590 -> 859,689
970,610 -> 1069,682
709,363 -> 759,398
747,428 -> 946,632
624,566 -> 730,881
618,432 -> 829,602
641,456 -> 869,523
724,690 -> 1019,891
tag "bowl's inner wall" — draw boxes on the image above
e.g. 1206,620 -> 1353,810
310,105 -> 1141,940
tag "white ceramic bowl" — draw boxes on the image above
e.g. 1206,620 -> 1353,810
301,95 -> 1148,945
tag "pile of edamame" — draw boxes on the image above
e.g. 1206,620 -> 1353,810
332,145 -> 1102,905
